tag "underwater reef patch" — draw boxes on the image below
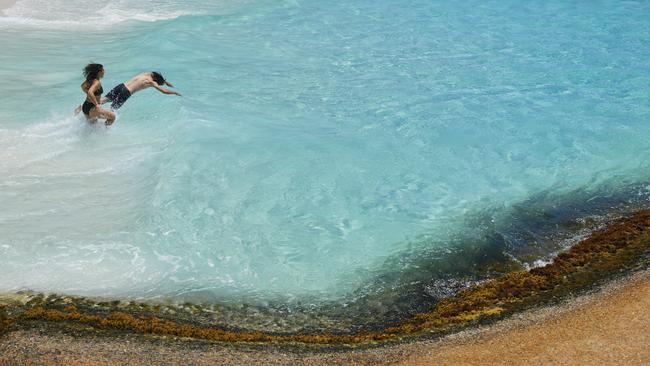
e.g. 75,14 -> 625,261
2,210 -> 650,345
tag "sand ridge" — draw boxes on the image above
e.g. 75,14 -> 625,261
403,269 -> 650,366
2,269 -> 650,365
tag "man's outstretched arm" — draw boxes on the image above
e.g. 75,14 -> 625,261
153,84 -> 181,96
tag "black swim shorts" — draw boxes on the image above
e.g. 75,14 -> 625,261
105,83 -> 132,110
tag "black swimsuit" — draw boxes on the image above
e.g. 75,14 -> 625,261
82,83 -> 103,116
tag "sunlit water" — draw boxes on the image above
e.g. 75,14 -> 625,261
1,0 -> 650,327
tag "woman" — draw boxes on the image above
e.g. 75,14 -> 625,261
79,63 -> 115,125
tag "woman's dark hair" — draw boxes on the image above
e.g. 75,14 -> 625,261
151,71 -> 165,85
83,63 -> 103,83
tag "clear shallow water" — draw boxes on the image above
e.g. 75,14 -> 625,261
1,0 -> 650,318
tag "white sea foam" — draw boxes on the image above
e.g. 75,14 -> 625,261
0,111 -> 154,180
0,0 -> 17,13
0,115 -> 83,172
0,0 -> 198,29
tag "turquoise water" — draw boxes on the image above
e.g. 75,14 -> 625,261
2,0 -> 650,328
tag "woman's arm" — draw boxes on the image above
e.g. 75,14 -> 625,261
86,80 -> 101,106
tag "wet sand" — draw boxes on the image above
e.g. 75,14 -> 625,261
1,268 -> 649,365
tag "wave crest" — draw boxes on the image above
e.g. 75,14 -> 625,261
0,0 -> 196,29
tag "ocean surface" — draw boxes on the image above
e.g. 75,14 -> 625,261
1,0 -> 650,330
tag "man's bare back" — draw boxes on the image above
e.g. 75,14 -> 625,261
123,72 -> 181,95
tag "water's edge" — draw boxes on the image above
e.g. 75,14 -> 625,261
2,204 -> 650,347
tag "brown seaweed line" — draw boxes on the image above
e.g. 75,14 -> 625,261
2,210 -> 650,345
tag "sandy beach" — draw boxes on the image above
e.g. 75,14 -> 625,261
2,268 -> 649,365
402,268 -> 650,365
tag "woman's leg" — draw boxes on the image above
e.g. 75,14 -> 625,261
85,108 -> 98,123
97,107 -> 116,126
88,106 -> 116,125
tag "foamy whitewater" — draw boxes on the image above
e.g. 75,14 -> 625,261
1,0 -> 650,323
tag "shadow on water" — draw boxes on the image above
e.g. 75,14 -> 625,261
330,179 -> 650,332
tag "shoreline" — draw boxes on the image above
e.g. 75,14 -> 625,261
1,211 -> 649,363
1,267 -> 649,365
3,210 -> 649,346
403,267 -> 650,365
